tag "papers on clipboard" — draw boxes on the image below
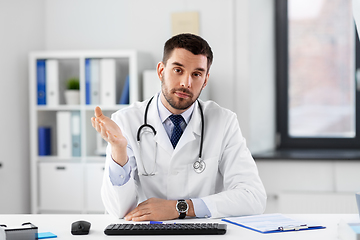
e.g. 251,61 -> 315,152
222,214 -> 326,234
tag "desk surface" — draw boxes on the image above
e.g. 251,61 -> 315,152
0,214 -> 359,239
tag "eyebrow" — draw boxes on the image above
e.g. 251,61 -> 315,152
171,61 -> 206,72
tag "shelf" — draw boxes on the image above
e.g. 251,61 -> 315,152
37,156 -> 82,162
36,105 -> 82,111
36,104 -> 129,111
29,50 -> 150,214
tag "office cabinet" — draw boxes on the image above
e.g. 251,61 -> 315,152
334,161 -> 360,192
39,162 -> 83,212
85,163 -> 105,213
29,50 -> 151,213
256,160 -> 360,214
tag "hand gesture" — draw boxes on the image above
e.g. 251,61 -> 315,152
91,106 -> 128,166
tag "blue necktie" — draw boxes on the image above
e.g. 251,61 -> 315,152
169,115 -> 184,148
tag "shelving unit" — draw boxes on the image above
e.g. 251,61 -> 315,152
29,50 -> 151,213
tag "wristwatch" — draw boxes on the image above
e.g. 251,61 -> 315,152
176,199 -> 188,219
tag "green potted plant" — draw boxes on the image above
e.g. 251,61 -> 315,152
64,77 -> 80,105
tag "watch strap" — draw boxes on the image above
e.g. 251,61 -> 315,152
179,212 -> 186,219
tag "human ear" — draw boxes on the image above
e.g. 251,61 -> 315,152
157,62 -> 165,81
202,73 -> 209,89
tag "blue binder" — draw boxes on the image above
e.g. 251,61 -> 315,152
38,127 -> 51,156
85,58 -> 91,105
37,60 -> 46,105
119,75 -> 129,104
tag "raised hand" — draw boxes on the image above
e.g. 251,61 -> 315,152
91,106 -> 128,166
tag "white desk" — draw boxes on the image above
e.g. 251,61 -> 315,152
0,214 -> 359,239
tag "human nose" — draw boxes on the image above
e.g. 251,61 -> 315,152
180,74 -> 192,88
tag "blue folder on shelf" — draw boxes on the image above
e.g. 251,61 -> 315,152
222,214 -> 326,234
85,58 -> 91,105
119,75 -> 129,104
38,127 -> 51,156
37,59 -> 46,105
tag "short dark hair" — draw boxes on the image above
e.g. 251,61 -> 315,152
162,33 -> 213,73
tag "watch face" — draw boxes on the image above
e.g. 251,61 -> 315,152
176,201 -> 188,213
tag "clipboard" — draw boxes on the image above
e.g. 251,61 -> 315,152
222,214 -> 326,234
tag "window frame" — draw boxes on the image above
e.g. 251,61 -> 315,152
276,0 -> 360,149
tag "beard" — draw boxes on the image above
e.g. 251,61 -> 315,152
161,74 -> 203,110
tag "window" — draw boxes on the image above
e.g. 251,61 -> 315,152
276,0 -> 360,149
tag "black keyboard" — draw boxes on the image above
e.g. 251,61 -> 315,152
104,223 -> 227,235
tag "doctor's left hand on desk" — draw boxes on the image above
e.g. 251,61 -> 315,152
91,106 -> 128,166
124,198 -> 195,222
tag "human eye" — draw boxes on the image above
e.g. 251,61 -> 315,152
173,68 -> 182,74
193,72 -> 202,77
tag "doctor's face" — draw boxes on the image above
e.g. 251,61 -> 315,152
158,48 -> 209,114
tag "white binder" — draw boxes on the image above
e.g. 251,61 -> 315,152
57,111 -> 71,158
100,59 -> 116,105
46,59 -> 59,106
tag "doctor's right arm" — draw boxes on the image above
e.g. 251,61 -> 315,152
101,144 -> 138,218
92,107 -> 138,218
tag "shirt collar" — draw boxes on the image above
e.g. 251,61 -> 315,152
157,92 -> 195,124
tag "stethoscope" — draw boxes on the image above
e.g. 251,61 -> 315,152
136,96 -> 206,176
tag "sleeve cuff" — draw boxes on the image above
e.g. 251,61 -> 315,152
108,157 -> 131,186
190,198 -> 211,218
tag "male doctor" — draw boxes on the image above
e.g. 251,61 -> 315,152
91,33 -> 266,221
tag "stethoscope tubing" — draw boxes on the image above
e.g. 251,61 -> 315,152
137,96 -> 157,141
136,95 -> 205,175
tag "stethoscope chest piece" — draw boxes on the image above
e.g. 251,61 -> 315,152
193,159 -> 206,173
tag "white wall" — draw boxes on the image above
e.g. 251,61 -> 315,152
0,0 -> 45,213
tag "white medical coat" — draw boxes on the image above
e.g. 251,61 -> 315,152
101,95 -> 267,219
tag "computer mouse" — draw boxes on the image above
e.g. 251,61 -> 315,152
71,220 -> 91,235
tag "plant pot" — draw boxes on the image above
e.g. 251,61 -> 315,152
64,90 -> 80,105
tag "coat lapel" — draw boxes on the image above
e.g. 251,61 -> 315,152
147,94 -> 174,156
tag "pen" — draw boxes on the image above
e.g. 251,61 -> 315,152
150,221 -> 163,224
150,221 -> 179,224
278,224 -> 308,231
